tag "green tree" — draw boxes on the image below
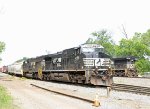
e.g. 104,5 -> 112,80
0,41 -> 5,61
116,38 -> 150,58
135,59 -> 150,75
116,30 -> 150,74
132,30 -> 150,74
0,41 -> 5,53
141,29 -> 150,47
86,29 -> 117,56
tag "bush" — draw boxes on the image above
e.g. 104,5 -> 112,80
135,59 -> 150,75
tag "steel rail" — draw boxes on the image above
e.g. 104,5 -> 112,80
112,83 -> 150,96
30,83 -> 98,105
114,77 -> 150,79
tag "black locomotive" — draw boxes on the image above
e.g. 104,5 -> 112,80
111,57 -> 138,77
23,44 -> 113,86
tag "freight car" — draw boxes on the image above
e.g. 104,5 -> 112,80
1,66 -> 8,73
23,44 -> 113,86
7,61 -> 24,76
111,57 -> 138,77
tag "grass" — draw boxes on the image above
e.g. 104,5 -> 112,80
8,75 -> 27,81
0,85 -> 18,109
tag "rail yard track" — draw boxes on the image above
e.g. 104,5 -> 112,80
112,83 -> 150,96
2,72 -> 150,97
114,76 -> 150,79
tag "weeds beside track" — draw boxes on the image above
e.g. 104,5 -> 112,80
0,85 -> 15,109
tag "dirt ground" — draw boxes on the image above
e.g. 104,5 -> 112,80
0,73 -> 150,109
0,73 -> 97,109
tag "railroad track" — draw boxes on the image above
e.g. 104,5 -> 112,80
114,76 -> 150,79
112,83 -> 150,96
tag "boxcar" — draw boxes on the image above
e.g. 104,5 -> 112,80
8,61 -> 23,76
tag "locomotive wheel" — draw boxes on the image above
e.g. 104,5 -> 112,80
23,72 -> 26,77
33,73 -> 37,79
127,72 -> 133,77
82,80 -> 85,84
69,74 -> 76,83
71,79 -> 76,83
42,74 -> 45,80
132,71 -> 138,77
48,74 -> 51,81
43,74 -> 47,80
46,74 -> 49,81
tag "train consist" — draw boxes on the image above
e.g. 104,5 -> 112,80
1,44 -> 113,86
111,57 -> 138,77
0,44 -> 140,87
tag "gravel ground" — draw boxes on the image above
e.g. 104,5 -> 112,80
0,73 -> 150,109
31,80 -> 150,109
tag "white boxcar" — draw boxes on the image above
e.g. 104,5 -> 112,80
8,61 -> 23,76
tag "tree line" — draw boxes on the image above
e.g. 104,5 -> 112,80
86,29 -> 150,75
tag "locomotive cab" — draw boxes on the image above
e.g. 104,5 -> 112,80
80,44 -> 113,86
81,44 -> 111,71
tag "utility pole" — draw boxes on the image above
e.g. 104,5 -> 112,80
121,24 -> 128,39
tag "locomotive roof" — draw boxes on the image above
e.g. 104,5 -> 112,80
62,43 -> 104,51
26,44 -> 103,61
26,52 -> 63,61
80,44 -> 104,48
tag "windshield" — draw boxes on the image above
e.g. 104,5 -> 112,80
95,48 -> 104,52
81,47 -> 104,53
82,47 -> 94,52
81,44 -> 104,53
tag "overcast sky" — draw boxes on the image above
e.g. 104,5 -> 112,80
0,0 -> 150,66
